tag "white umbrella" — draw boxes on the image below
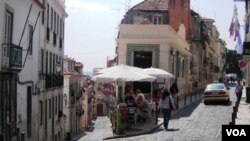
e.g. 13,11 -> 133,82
93,64 -> 156,82
143,67 -> 174,78
99,64 -> 144,74
92,64 -> 156,134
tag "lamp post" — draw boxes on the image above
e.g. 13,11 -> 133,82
56,61 -> 61,75
55,61 -> 61,140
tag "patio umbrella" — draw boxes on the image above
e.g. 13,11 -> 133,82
93,64 -> 156,82
98,64 -> 144,74
93,64 -> 156,102
143,67 -> 174,78
143,67 -> 174,100
92,64 -> 156,134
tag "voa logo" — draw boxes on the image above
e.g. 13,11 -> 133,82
226,129 -> 246,136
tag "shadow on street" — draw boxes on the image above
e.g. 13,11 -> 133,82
171,99 -> 201,119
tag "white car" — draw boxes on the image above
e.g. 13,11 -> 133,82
203,83 -> 230,104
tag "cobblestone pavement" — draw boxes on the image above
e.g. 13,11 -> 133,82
78,116 -> 113,141
78,85 -> 244,141
107,88 -> 237,141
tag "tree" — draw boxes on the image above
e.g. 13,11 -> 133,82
226,49 -> 243,79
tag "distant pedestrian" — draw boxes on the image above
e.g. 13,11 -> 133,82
235,80 -> 243,102
158,89 -> 176,131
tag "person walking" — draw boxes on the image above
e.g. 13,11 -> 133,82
235,80 -> 243,102
158,89 -> 176,131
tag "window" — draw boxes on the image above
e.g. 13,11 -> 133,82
53,54 -> 55,74
28,25 -> 33,55
52,97 -> 54,117
55,96 -> 57,115
40,101 -> 43,125
45,99 -> 47,138
4,10 -> 13,44
54,11 -> 56,33
62,21 -> 64,39
46,51 -> 48,73
42,10 -> 44,24
47,4 -> 49,26
59,18 -> 62,37
40,49 -> 44,73
46,4 -> 50,41
51,8 -> 53,31
57,15 -> 59,34
153,16 -> 162,24
27,86 -> 32,137
133,51 -> 152,93
50,52 -> 52,73
49,99 -> 51,118
0,75 -> 17,139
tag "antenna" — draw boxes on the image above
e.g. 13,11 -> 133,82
125,0 -> 132,12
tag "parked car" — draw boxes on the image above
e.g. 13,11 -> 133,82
203,83 -> 230,104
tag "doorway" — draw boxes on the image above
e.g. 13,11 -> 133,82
133,51 -> 152,94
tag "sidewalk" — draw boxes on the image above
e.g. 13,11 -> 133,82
235,87 -> 250,124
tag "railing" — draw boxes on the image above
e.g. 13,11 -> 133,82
45,73 -> 63,89
2,43 -> 22,71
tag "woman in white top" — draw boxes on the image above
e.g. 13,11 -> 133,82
158,89 -> 176,130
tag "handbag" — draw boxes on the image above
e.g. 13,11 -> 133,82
169,96 -> 178,110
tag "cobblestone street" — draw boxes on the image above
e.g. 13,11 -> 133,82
105,87 -> 237,141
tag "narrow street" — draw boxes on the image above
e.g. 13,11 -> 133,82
78,116 -> 113,141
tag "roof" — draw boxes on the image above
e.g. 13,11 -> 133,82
64,70 -> 79,76
130,0 -> 168,11
75,62 -> 83,67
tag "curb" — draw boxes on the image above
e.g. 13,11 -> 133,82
103,122 -> 163,140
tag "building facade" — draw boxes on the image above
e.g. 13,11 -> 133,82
116,0 -> 193,96
63,56 -> 85,140
0,0 -> 67,141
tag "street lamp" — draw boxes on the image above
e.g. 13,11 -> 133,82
56,61 -> 61,75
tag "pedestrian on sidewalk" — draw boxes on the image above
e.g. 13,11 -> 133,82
235,80 -> 243,102
158,89 -> 176,131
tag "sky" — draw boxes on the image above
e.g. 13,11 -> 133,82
64,0 -> 245,72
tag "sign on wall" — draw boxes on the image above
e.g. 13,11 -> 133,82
243,42 -> 250,60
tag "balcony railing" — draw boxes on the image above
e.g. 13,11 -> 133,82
2,43 -> 22,71
45,73 -> 63,89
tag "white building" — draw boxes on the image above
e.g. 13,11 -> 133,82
0,0 -> 67,141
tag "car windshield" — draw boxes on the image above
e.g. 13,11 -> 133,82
206,84 -> 225,90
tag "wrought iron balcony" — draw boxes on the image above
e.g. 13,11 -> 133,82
2,43 -> 22,71
45,73 -> 64,89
